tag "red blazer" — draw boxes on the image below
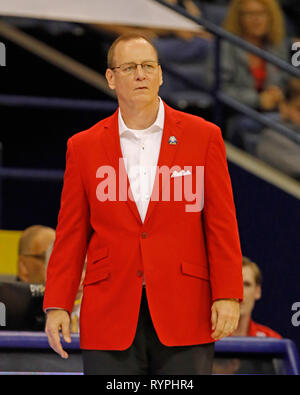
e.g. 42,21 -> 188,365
43,102 -> 243,350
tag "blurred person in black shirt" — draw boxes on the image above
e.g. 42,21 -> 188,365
0,225 -> 55,330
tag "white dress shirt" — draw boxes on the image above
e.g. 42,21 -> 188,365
119,98 -> 165,287
118,97 -> 165,223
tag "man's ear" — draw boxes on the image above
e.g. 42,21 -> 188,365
18,257 -> 29,282
159,65 -> 163,87
255,285 -> 261,301
105,68 -> 116,90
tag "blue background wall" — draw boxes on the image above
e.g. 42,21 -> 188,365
229,161 -> 300,351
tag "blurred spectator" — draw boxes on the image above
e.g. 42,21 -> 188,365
212,254 -> 282,374
163,0 -> 213,39
199,0 -> 230,4
165,0 -> 202,16
45,241 -> 86,333
255,78 -> 300,180
233,256 -> 282,338
0,225 -> 54,330
209,0 -> 290,152
220,0 -> 287,110
17,225 -> 55,284
96,0 -> 210,41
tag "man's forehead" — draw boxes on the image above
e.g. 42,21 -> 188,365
114,39 -> 157,62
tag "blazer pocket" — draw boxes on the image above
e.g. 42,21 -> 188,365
83,265 -> 110,286
181,261 -> 210,281
90,246 -> 109,264
84,247 -> 110,285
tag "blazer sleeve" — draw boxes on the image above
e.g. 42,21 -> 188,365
43,137 -> 92,314
203,124 -> 243,302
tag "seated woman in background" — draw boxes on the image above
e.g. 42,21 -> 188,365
212,0 -> 290,152
221,0 -> 288,110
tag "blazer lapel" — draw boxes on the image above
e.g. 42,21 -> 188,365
102,109 -> 143,226
101,102 -> 183,227
143,102 -> 183,226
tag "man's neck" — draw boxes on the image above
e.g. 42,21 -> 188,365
233,314 -> 251,336
119,98 -> 160,130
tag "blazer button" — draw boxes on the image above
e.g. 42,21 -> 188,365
137,270 -> 143,277
141,232 -> 148,239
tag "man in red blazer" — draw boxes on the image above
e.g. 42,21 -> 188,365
44,33 -> 243,375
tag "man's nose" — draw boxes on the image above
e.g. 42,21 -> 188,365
135,64 -> 146,79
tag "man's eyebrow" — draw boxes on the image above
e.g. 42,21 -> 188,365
122,59 -> 158,63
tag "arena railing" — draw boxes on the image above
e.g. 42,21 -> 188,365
0,331 -> 299,375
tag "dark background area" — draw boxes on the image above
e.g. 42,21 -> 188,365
229,162 -> 300,350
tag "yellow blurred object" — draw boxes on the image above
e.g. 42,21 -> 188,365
0,230 -> 22,275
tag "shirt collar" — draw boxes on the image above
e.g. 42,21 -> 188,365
118,97 -> 164,137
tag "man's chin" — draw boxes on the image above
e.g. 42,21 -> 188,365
130,94 -> 155,105
133,89 -> 151,98
119,92 -> 158,107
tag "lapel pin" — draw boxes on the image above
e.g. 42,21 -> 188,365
168,136 -> 177,145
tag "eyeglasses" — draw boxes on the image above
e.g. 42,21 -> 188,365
110,61 -> 160,75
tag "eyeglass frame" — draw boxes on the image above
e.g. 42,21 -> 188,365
109,61 -> 161,74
